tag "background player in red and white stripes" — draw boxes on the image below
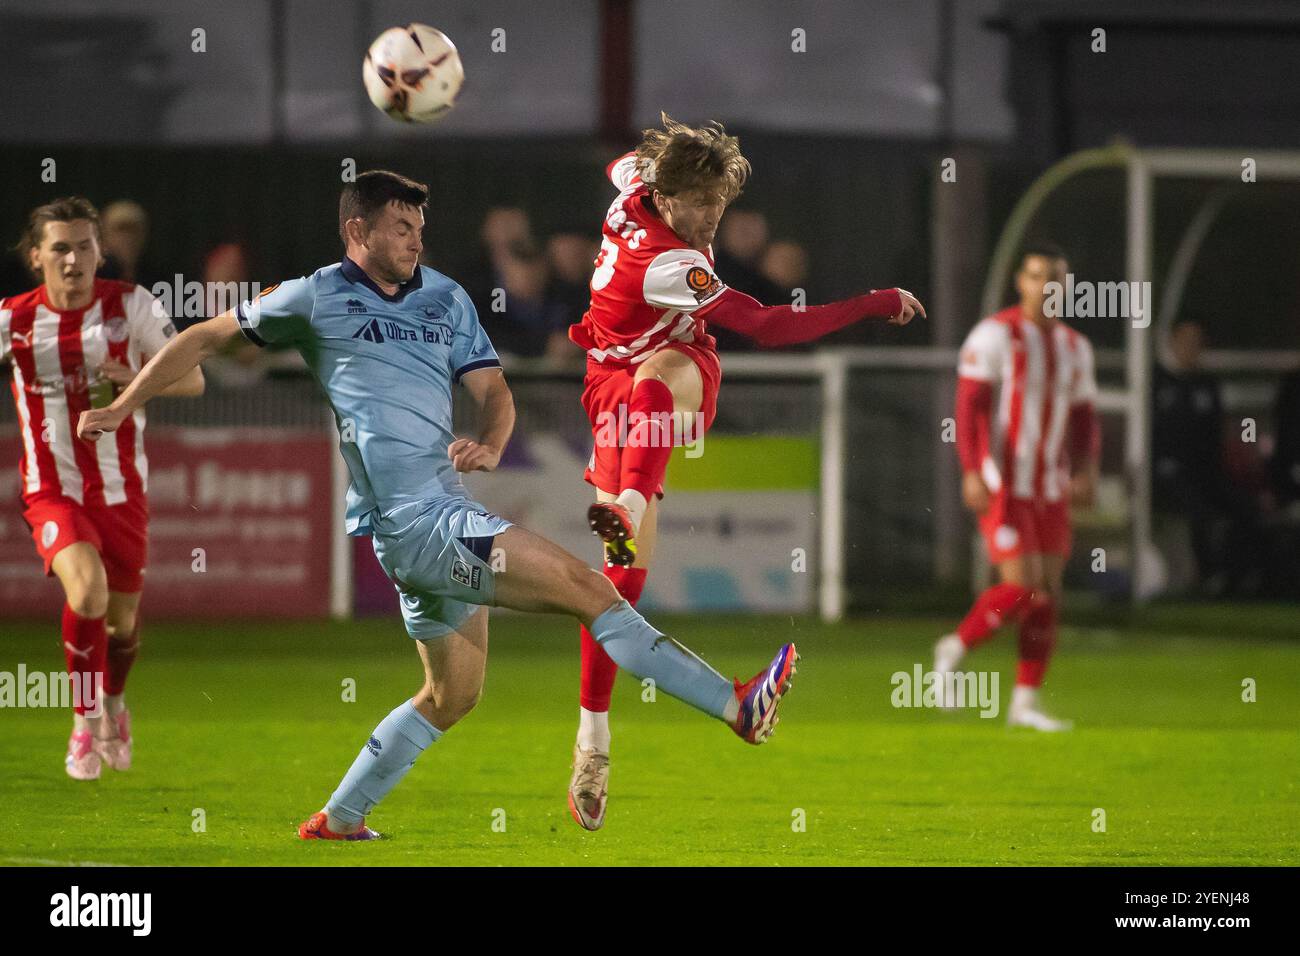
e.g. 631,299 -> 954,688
933,244 -> 1100,730
566,114 -> 924,827
0,198 -> 204,778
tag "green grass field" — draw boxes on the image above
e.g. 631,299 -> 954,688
1,607 -> 1296,866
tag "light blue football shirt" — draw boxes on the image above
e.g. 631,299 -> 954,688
236,256 -> 501,535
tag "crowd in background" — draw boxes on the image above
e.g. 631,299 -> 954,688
1,199 -> 1298,598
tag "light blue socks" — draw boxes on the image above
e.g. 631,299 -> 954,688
326,699 -> 442,825
589,600 -> 733,719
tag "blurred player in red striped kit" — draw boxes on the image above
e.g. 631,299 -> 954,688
933,243 -> 1100,731
0,198 -> 203,778
565,113 -> 926,828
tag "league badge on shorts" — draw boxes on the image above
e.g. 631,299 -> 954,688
451,557 -> 482,591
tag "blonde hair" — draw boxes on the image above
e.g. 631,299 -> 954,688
634,112 -> 750,204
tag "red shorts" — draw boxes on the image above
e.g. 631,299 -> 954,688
979,494 -> 1071,564
21,493 -> 149,593
581,342 -> 721,496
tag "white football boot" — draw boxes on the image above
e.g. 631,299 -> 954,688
568,745 -> 610,831
1007,685 -> 1073,731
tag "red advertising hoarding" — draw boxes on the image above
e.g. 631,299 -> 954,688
0,427 -> 334,619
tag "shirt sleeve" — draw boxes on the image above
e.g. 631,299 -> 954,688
607,152 -> 640,190
0,302 -> 11,364
450,286 -> 502,383
125,285 -> 179,361
642,248 -> 729,312
236,276 -> 314,347
958,319 -> 1006,383
1071,335 -> 1099,404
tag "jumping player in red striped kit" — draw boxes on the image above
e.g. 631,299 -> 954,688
933,243 -> 1100,731
0,198 -> 204,778
565,113 -> 926,828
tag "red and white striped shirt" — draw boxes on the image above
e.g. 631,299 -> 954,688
568,152 -> 727,366
1,279 -> 176,507
957,306 -> 1098,503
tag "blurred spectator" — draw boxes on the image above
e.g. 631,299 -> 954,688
1153,320 -> 1262,596
761,240 -> 811,293
546,230 -> 596,323
713,209 -> 781,352
480,240 -> 569,361
198,241 -> 303,385
462,206 -> 533,314
202,242 -> 251,321
97,199 -> 160,287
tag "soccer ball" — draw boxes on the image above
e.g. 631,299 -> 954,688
362,23 -> 464,124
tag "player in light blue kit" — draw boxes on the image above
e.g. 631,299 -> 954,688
77,170 -> 797,840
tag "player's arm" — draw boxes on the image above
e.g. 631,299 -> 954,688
77,312 -> 241,440
699,286 -> 923,347
1067,337 -> 1101,508
100,357 -> 203,397
955,320 -> 1004,515
449,367 -> 515,473
956,376 -> 993,514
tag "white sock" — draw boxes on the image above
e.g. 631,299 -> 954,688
934,633 -> 965,671
614,489 -> 647,532
104,693 -> 125,719
577,707 -> 611,752
722,696 -> 739,724
1011,684 -> 1039,712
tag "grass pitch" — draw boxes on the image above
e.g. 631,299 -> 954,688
1,607 -> 1296,866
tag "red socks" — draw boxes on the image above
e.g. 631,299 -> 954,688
579,565 -> 648,712
955,582 -> 1034,649
618,378 -> 675,505
61,603 -> 107,715
1016,597 -> 1057,687
106,618 -> 141,696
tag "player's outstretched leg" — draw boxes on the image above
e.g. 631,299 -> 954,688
494,525 -> 796,745
300,608 -> 488,840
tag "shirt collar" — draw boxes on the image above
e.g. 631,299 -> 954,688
340,255 -> 423,302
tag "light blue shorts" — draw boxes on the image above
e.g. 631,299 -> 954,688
369,497 -> 513,640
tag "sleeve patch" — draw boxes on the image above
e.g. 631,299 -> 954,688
686,266 -> 723,303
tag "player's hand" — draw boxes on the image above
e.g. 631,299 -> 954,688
889,289 -> 926,326
1070,472 -> 1097,508
98,358 -> 137,386
78,407 -> 126,442
448,438 -> 501,473
961,470 -> 990,515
